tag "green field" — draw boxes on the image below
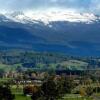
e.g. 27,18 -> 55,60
0,63 -> 21,72
0,78 -> 93,100
11,85 -> 93,100
15,94 -> 31,100
11,85 -> 31,100
12,86 -> 92,100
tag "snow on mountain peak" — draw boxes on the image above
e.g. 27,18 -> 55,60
24,11 -> 98,24
2,10 -> 99,24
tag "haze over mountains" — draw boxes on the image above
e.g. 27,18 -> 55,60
0,11 -> 100,56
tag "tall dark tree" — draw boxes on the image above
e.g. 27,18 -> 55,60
0,85 -> 15,100
31,89 -> 42,100
41,77 -> 58,100
60,76 -> 75,93
85,87 -> 93,97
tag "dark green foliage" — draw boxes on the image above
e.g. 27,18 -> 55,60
0,51 -> 68,65
0,85 -> 15,100
31,89 -> 42,100
0,69 -> 5,78
31,75 -> 75,100
23,86 -> 31,96
58,76 -> 75,94
85,87 -> 94,97
41,78 -> 58,100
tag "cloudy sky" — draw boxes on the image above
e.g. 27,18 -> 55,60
0,0 -> 100,14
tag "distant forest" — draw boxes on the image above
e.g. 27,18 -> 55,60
0,50 -> 99,70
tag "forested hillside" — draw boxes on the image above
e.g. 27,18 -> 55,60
0,50 -> 99,71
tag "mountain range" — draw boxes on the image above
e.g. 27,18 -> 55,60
0,11 -> 100,56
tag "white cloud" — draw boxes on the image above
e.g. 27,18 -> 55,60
0,0 -> 100,14
89,0 -> 100,13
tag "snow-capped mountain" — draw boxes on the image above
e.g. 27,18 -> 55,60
0,11 -> 100,56
2,11 -> 99,24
